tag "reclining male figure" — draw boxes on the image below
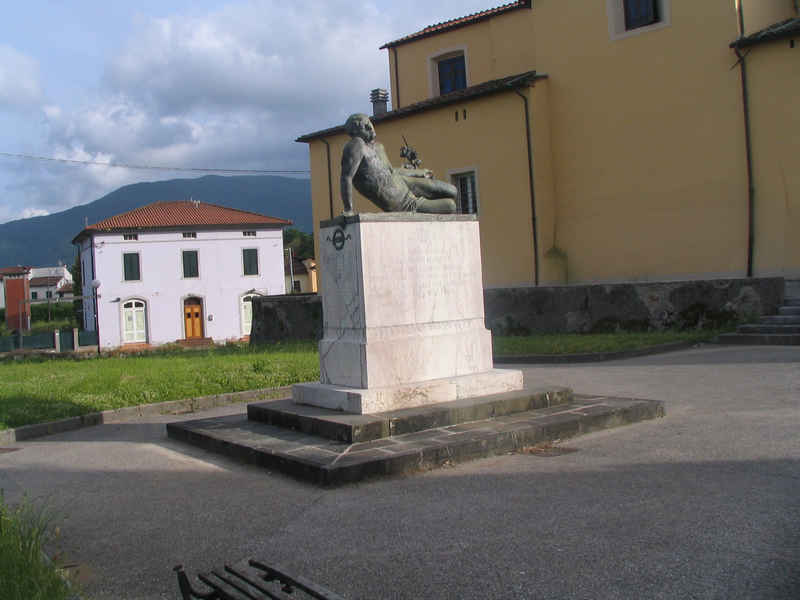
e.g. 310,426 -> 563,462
340,113 -> 457,215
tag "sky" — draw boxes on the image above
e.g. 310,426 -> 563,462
0,0 -> 497,224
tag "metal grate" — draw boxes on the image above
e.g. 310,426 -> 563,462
175,560 -> 348,600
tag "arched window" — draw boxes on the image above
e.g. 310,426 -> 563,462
122,300 -> 147,343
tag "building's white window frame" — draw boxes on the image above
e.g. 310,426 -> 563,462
123,233 -> 138,241
242,230 -> 256,237
447,167 -> 480,215
121,298 -> 148,344
607,0 -> 671,41
428,46 -> 469,98
182,231 -> 197,239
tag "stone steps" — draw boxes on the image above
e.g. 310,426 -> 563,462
167,392 -> 664,486
716,282 -> 800,345
758,314 -> 800,325
247,386 -> 573,443
737,324 -> 800,334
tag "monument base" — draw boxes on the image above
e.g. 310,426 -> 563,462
300,213 -> 523,415
293,368 -> 523,414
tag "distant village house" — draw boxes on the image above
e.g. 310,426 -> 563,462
72,200 -> 290,350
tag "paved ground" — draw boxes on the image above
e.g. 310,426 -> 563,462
1,344 -> 798,599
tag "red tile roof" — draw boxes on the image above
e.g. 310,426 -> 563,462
73,200 -> 291,242
298,70 -> 543,142
29,276 -> 63,288
0,266 -> 31,278
380,0 -> 530,49
731,17 -> 800,48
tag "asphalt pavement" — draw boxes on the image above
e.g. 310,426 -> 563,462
1,344 -> 798,599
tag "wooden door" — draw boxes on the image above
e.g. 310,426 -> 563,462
184,299 -> 203,339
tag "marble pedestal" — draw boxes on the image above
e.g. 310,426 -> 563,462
292,213 -> 523,414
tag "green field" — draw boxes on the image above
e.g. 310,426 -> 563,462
0,342 -> 318,430
0,330 -> 724,431
492,329 -> 724,356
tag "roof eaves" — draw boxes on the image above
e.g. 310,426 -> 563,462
296,70 -> 545,143
730,17 -> 800,48
380,0 -> 531,49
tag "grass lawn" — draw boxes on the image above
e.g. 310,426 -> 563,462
1,330 -> 726,431
0,342 -> 318,430
0,493 -> 74,600
492,329 -> 726,356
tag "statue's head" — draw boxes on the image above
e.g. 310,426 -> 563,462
345,113 -> 376,143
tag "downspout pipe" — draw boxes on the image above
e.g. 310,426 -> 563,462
514,87 -> 539,286
392,47 -> 401,109
321,139 -> 334,219
735,4 -> 755,278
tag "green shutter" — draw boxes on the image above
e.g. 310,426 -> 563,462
183,250 -> 199,278
123,253 -> 140,281
243,249 -> 259,275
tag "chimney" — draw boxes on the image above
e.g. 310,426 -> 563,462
370,88 -> 389,117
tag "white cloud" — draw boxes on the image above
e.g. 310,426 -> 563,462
2,0 -> 499,224
105,2 -> 392,118
21,207 -> 50,219
0,45 -> 43,111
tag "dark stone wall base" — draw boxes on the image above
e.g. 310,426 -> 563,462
249,278 -> 785,342
485,277 -> 784,335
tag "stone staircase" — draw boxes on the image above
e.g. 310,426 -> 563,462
717,279 -> 800,345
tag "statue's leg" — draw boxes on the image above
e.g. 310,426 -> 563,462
416,197 -> 457,214
404,177 -> 457,200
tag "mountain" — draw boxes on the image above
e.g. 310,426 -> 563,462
0,175 -> 311,267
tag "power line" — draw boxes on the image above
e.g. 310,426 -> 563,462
0,151 -> 310,174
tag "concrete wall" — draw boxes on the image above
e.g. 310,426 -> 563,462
4,274 -> 31,330
740,0 -> 797,35
250,294 -> 322,343
744,37 -> 800,279
82,227 -> 285,349
485,277 -> 784,335
249,278 -> 784,341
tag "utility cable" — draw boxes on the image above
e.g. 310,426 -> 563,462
0,151 -> 310,174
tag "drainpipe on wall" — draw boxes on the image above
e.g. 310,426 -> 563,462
392,47 -> 401,109
735,2 -> 756,278
321,139 -> 334,219
514,87 -> 539,286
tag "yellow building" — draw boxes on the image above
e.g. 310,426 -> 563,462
298,0 -> 799,288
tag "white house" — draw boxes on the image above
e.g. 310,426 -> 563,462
72,200 -> 290,350
29,265 -> 73,301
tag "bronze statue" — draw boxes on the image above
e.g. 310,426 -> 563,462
340,114 -> 457,215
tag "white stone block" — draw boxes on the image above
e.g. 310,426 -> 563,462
295,213 -> 523,414
293,369 -> 523,414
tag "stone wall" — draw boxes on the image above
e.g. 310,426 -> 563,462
250,294 -> 322,343
250,278 -> 785,341
484,277 -> 784,335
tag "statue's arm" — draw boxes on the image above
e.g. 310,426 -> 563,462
396,167 -> 433,179
340,141 -> 362,216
